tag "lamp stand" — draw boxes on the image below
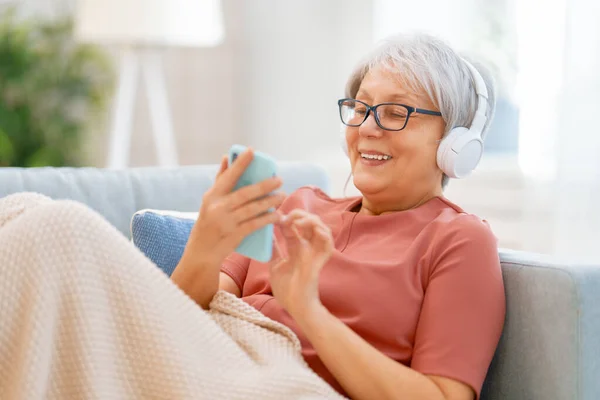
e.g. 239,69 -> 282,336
106,47 -> 178,169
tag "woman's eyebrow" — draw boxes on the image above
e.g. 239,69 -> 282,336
355,89 -> 371,98
355,89 -> 418,104
387,93 -> 418,104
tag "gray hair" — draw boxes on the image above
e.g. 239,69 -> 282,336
345,32 -> 496,189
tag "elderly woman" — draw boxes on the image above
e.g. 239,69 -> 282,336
174,33 -> 505,400
0,33 -> 503,400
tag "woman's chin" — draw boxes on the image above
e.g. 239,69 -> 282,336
352,173 -> 386,194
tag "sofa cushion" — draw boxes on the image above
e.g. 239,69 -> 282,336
131,209 -> 197,277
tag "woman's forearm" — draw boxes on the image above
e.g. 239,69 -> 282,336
293,305 -> 447,400
171,254 -> 219,309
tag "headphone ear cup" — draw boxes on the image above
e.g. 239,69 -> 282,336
437,127 -> 483,178
437,127 -> 463,177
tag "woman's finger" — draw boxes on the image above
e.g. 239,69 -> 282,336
272,232 -> 288,262
211,148 -> 255,195
313,225 -> 334,253
292,224 -> 303,241
215,154 -> 229,178
279,217 -> 297,239
283,223 -> 305,257
280,215 -> 309,239
233,192 -> 286,224
284,209 -> 312,221
279,209 -> 313,231
232,207 -> 283,244
293,215 -> 326,239
268,257 -> 291,276
288,210 -> 327,230
226,177 -> 283,211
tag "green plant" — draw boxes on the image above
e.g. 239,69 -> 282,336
0,9 -> 114,167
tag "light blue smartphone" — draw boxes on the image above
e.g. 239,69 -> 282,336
228,144 -> 278,263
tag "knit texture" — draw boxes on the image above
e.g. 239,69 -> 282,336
0,193 -> 344,400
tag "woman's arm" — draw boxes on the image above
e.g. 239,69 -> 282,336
219,272 -> 242,297
171,265 -> 241,308
171,150 -> 284,309
294,304 -> 474,400
270,210 -> 502,400
171,257 -> 221,309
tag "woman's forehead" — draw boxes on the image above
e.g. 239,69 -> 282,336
359,68 -> 418,100
358,66 -> 433,107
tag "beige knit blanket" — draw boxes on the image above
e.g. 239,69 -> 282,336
0,193 -> 345,400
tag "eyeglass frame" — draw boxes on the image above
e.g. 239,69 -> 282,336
337,98 -> 442,131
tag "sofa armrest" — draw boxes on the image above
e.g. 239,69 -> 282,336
482,249 -> 600,400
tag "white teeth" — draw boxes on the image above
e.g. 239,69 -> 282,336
360,153 -> 391,160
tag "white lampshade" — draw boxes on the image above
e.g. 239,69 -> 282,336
73,0 -> 224,48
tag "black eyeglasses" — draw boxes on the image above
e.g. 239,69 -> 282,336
338,98 -> 442,131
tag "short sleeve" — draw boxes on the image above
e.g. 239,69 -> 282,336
221,252 -> 251,293
411,215 -> 505,399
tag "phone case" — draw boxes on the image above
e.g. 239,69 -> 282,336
228,144 -> 278,263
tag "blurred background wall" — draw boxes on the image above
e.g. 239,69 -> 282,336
11,0 -> 372,167
2,0 -> 600,261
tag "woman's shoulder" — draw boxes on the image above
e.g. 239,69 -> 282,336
431,197 -> 498,247
425,198 -> 501,277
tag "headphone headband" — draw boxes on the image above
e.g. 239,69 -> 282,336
462,59 -> 488,100
461,59 -> 488,136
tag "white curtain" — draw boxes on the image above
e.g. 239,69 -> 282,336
374,0 -> 600,260
519,0 -> 600,260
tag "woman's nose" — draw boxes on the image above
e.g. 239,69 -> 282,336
358,112 -> 384,138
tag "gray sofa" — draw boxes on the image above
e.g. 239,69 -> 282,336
1,164 -> 599,400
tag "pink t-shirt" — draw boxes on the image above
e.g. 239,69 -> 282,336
221,186 -> 505,398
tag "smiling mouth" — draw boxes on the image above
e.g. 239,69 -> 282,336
360,153 -> 392,161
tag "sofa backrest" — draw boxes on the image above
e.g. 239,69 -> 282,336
482,249 -> 600,400
0,163 -> 330,236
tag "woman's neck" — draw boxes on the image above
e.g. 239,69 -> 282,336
357,187 -> 443,216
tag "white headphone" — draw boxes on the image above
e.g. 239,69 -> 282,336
340,59 -> 489,179
437,60 -> 488,178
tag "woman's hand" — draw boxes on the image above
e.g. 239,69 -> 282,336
172,148 -> 285,308
269,209 -> 334,319
184,148 -> 286,268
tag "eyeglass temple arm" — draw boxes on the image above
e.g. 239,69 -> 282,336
415,108 -> 442,116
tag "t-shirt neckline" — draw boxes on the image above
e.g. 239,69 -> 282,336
343,195 -> 445,217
